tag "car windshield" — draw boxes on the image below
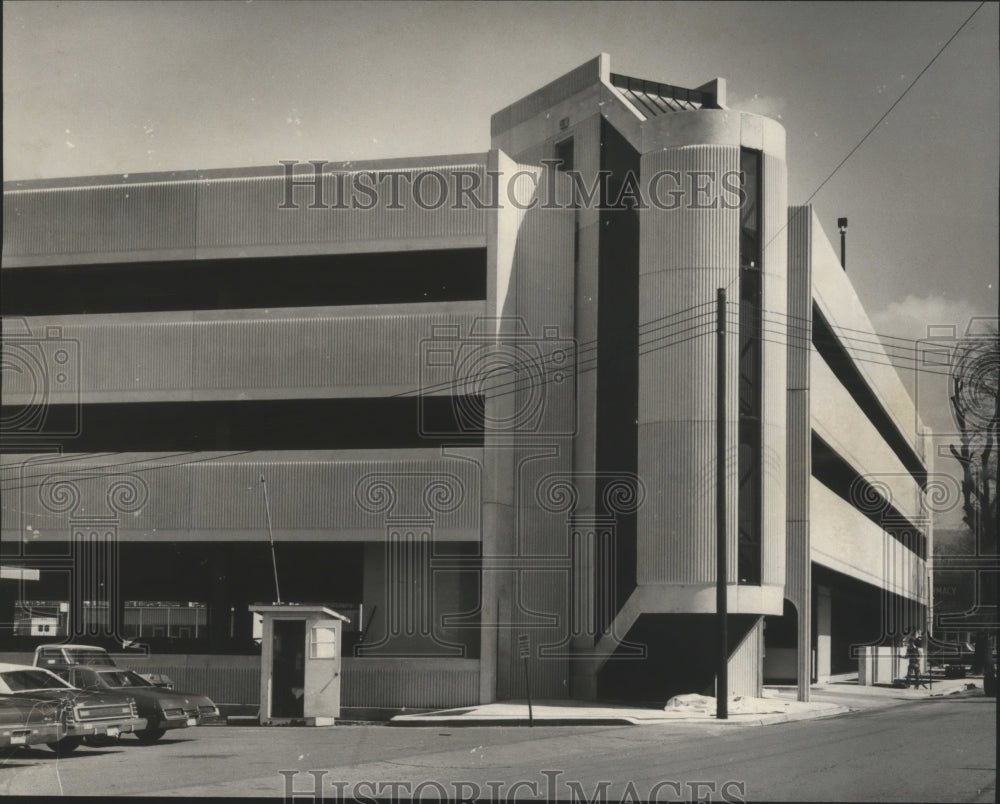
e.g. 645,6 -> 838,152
0,670 -> 73,692
66,650 -> 115,666
96,670 -> 152,688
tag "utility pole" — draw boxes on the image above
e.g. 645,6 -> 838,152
716,288 -> 728,720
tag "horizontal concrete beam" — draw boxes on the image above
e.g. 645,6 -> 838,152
0,566 -> 40,581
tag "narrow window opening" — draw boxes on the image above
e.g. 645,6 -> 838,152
554,138 -> 574,172
738,148 -> 763,585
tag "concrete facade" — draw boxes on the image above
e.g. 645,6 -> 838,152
1,55 -> 930,709
771,204 -> 933,699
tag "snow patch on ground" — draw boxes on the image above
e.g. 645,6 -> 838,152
664,693 -> 794,715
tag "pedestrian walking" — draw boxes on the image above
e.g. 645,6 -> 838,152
905,632 -> 923,688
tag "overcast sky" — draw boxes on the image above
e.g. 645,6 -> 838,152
3,0 -> 997,524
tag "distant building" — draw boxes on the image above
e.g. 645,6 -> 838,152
1,55 -> 930,708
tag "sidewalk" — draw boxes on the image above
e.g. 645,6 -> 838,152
389,676 -> 988,727
390,695 -> 847,728
766,674 -> 988,712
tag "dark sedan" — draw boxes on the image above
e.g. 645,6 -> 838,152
0,663 -> 145,754
65,665 -> 220,744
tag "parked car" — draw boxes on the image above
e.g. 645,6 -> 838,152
64,665 -> 219,744
927,640 -> 976,677
34,644 -> 118,670
0,694 -> 64,750
139,673 -> 175,690
0,663 -> 145,754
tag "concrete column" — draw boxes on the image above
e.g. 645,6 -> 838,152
207,547 -> 232,652
816,585 -> 832,682
786,206 -> 813,701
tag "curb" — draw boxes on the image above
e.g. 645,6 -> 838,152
389,703 -> 849,728
390,717 -> 634,727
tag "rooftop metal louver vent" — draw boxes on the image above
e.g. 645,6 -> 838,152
609,73 -> 712,117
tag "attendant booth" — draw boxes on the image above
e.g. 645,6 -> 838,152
249,604 -> 349,726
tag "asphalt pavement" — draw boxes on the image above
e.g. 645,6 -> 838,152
0,680 -> 993,801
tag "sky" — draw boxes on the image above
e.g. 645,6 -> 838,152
3,0 -> 998,525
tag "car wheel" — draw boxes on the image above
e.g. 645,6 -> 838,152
135,728 -> 167,744
83,734 -> 118,747
47,736 -> 84,754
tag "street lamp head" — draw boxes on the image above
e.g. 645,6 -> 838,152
837,217 -> 848,234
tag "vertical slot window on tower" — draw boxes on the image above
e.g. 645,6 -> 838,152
738,148 -> 762,585
554,138 -> 574,172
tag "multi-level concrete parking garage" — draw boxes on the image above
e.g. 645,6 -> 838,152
2,54 -> 931,711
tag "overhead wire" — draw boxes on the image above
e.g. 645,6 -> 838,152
3,4 -> 989,495
1,298 -> 972,496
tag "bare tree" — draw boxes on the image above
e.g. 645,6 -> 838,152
949,329 -> 999,550
948,326 -> 998,691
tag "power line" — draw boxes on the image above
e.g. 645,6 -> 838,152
1,297 -> 975,494
0,308 -> 957,489
1,451 -> 205,485
801,2 -> 987,211
756,1 -> 988,262
396,302 -> 717,398
0,450 -> 259,495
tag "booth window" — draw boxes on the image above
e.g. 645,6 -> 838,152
310,625 -> 337,659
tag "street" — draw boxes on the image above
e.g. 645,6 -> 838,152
0,696 -> 994,801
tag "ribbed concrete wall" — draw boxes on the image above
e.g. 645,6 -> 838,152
3,159 -> 488,265
760,150 -> 788,589
809,214 -> 926,462
0,651 -> 261,705
634,111 -> 787,613
0,651 -> 480,709
492,106 -> 611,698
812,352 -> 924,523
481,154 -> 576,703
811,480 -> 926,602
114,658 -> 479,709
1,450 -> 482,541
3,303 -> 486,404
3,182 -> 198,259
728,617 -> 764,697
785,205 -> 812,700
360,538 -> 481,661
637,144 -> 739,587
341,658 -> 480,708
118,660 -> 260,706
198,170 -> 486,250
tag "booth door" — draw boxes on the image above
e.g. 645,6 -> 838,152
272,619 -> 305,718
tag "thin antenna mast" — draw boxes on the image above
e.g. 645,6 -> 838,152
260,475 -> 282,604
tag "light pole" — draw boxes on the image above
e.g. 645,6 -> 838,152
838,217 -> 848,270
